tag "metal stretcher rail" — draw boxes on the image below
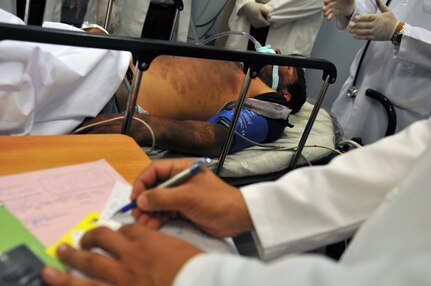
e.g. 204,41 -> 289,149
0,23 -> 337,173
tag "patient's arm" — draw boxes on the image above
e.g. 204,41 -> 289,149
77,113 -> 228,157
85,57 -> 289,156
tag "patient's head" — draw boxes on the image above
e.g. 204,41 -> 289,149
258,63 -> 307,114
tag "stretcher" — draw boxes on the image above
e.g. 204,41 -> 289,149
147,100 -> 341,185
0,22 -> 337,181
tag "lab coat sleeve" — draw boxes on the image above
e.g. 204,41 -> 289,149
175,231 -> 430,286
394,24 -> 431,72
241,117 -> 431,260
265,0 -> 323,27
174,253 -> 341,286
175,252 -> 394,286
174,118 -> 431,286
233,0 -> 322,27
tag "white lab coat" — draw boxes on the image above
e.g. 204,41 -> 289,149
331,0 -> 431,144
174,116 -> 431,286
0,0 -> 13,14
0,0 -> 62,22
84,0 -> 192,41
225,0 -> 323,56
0,9 -> 131,135
42,0 -> 62,22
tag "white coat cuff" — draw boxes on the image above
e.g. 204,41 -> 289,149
240,186 -> 289,261
394,23 -> 431,72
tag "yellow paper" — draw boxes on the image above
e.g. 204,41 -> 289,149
46,212 -> 100,258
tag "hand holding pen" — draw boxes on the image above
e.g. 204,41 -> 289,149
117,157 -> 254,238
112,157 -> 215,218
40,159 -> 254,286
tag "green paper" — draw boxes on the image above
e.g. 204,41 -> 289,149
0,204 -> 65,270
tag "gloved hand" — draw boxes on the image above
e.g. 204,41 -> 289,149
241,2 -> 271,28
348,0 -> 399,40
322,0 -> 356,21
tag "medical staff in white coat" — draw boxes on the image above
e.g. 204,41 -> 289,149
0,0 -> 62,22
225,0 -> 323,56
323,0 -> 431,144
41,116 -> 431,285
0,9 -> 131,135
42,0 -> 62,22
83,0 -> 192,41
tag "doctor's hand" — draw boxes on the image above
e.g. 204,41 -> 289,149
241,2 -> 271,28
130,158 -> 254,238
348,0 -> 399,40
42,224 -> 202,286
322,0 -> 355,21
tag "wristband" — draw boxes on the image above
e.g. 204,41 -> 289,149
391,22 -> 405,46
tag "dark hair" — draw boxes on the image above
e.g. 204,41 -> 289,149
257,65 -> 307,114
285,66 -> 306,114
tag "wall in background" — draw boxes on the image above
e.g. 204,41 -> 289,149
304,19 -> 363,110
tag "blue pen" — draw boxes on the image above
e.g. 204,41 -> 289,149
111,157 -> 215,218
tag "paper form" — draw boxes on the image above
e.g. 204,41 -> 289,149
0,160 -> 126,247
101,181 -> 238,254
100,180 -> 134,221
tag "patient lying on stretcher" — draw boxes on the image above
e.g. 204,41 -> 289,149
0,9 -> 304,142
78,56 -> 306,157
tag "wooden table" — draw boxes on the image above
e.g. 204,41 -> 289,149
0,134 -> 151,184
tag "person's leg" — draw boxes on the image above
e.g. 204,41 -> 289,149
76,113 -> 228,157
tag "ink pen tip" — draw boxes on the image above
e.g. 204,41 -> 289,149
110,211 -> 121,220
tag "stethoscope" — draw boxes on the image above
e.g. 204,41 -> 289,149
347,0 -> 393,98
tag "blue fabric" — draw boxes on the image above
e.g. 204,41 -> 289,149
208,109 -> 269,153
98,96 -> 119,114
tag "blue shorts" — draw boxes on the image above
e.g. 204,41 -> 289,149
208,109 -> 269,153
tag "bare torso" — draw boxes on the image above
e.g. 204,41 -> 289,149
137,56 -> 274,121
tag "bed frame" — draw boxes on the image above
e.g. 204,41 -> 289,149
0,22 -> 337,175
